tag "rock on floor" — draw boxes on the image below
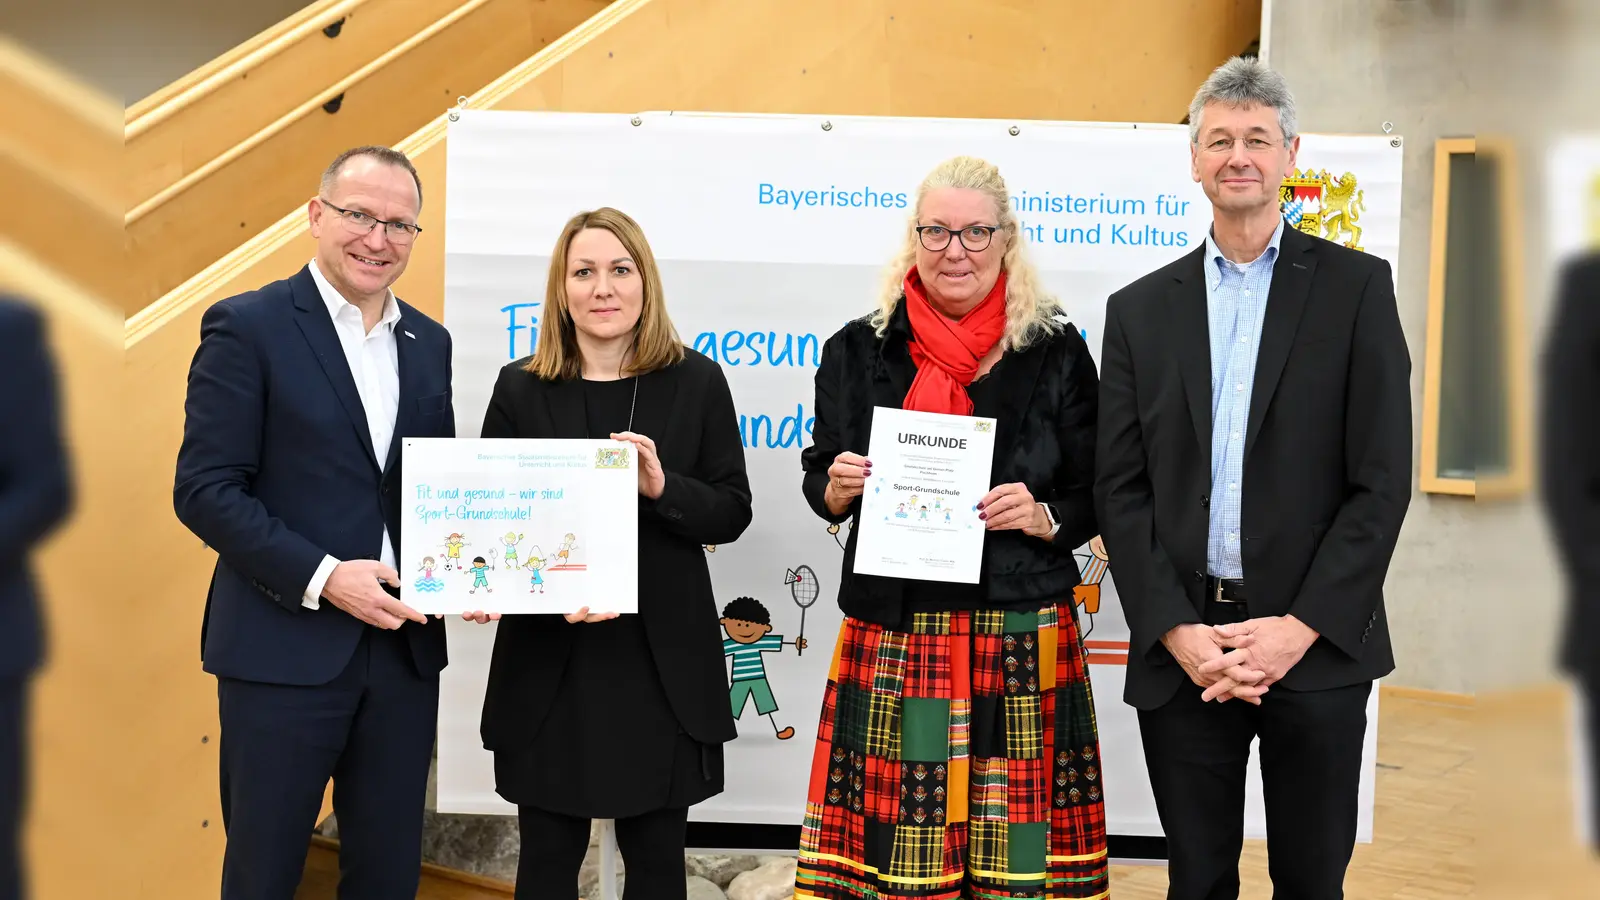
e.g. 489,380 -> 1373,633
685,853 -> 765,888
726,857 -> 798,900
686,875 -> 727,900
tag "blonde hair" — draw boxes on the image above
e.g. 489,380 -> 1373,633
524,207 -> 686,381
872,156 -> 1063,350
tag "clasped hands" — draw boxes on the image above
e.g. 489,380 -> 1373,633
1162,615 -> 1319,705
824,451 -> 1051,536
462,431 -> 663,626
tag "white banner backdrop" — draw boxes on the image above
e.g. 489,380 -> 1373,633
434,109 -> 1402,844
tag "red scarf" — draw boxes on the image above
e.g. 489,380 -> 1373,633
901,266 -> 1008,416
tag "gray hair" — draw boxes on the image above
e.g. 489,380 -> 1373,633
320,145 -> 424,209
1187,56 -> 1298,144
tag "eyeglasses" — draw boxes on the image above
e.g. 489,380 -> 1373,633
1199,137 -> 1281,155
319,198 -> 423,244
915,224 -> 1001,252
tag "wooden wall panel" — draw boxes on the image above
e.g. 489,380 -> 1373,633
0,37 -> 124,303
0,244 -> 150,900
118,0 -> 1258,895
124,0 -> 612,316
126,0 -> 464,211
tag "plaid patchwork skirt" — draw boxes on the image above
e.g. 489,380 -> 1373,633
795,605 -> 1110,899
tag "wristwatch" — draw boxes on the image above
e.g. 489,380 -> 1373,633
1034,501 -> 1061,539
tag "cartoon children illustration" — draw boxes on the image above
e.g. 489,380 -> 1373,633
525,547 -> 547,593
468,556 -> 492,594
499,532 -> 523,570
826,520 -> 852,552
414,556 -> 445,593
1072,535 -> 1110,640
894,503 -> 908,518
442,533 -> 468,570
555,533 -> 578,567
720,597 -> 807,740
918,505 -> 930,521
943,508 -> 952,524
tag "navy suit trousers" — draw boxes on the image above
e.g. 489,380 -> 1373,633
0,678 -> 26,900
217,625 -> 438,900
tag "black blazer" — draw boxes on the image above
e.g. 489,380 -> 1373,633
1541,251 -> 1600,684
1095,225 -> 1413,711
0,299 -> 73,680
476,349 -> 752,750
800,297 -> 1101,628
174,266 -> 454,685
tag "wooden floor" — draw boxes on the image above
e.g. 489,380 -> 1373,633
296,687 -> 1600,899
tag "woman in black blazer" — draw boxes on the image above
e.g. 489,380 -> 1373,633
792,157 -> 1110,898
466,207 -> 751,900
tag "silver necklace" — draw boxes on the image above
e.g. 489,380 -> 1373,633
627,375 -> 637,432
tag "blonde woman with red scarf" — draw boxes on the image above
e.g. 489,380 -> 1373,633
794,156 -> 1108,899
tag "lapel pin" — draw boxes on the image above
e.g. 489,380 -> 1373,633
1292,262 -> 1307,270
404,330 -> 416,339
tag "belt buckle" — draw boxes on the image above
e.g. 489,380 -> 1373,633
1213,577 -> 1241,604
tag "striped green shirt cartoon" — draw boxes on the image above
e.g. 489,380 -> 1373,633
724,634 -> 784,682
720,595 -> 808,741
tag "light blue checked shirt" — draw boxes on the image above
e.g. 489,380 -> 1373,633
1205,216 -> 1285,579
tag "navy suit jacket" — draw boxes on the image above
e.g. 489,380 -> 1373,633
1542,251 -> 1600,684
0,298 -> 73,680
174,265 -> 453,686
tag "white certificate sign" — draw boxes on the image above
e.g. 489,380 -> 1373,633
400,437 -> 639,615
852,406 -> 998,583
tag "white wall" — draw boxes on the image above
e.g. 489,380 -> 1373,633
1268,0 -> 1600,692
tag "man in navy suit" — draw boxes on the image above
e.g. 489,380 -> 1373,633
1541,250 -> 1600,848
174,146 -> 454,900
0,298 -> 73,900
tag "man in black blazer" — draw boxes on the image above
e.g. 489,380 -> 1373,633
0,298 -> 73,900
174,146 -> 454,900
1095,57 -> 1412,899
1540,250 -> 1600,847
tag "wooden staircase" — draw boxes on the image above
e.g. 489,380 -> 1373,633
122,0 -> 612,317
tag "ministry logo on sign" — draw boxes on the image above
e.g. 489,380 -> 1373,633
595,447 -> 630,469
1280,168 -> 1368,252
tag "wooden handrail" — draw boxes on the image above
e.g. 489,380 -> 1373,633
0,240 -> 122,346
125,0 -> 366,134
126,0 -> 648,345
0,35 -> 121,206
125,0 -> 495,226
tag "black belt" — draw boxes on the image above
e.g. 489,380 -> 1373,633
1204,575 -> 1248,604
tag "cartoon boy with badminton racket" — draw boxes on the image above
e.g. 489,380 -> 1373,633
720,596 -> 807,740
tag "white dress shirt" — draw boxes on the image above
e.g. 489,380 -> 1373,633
301,258 -> 402,609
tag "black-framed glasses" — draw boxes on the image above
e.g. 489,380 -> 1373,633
319,198 -> 423,244
1199,137 -> 1280,154
915,224 -> 1000,252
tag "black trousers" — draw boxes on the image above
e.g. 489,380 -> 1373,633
1581,678 -> 1600,850
515,804 -> 688,900
1138,602 -> 1372,900
0,678 -> 26,900
216,626 -> 439,900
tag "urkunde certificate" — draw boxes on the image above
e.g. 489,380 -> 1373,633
851,406 -> 997,583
